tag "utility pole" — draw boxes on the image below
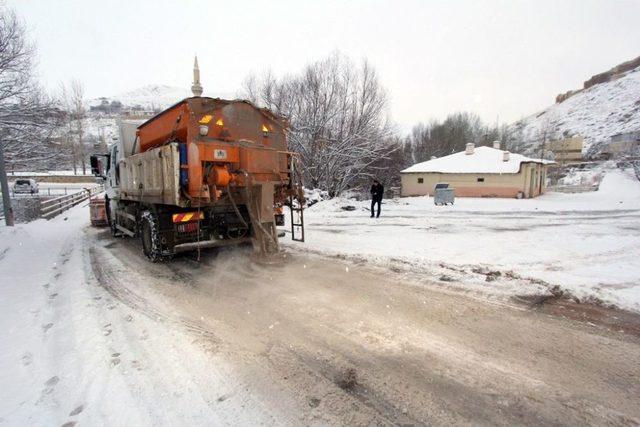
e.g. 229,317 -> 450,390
539,127 -> 548,196
0,137 -> 15,226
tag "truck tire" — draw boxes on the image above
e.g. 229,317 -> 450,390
140,210 -> 163,262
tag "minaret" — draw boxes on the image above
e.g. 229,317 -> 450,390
191,55 -> 203,97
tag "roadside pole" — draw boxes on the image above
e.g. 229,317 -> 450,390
0,138 -> 15,226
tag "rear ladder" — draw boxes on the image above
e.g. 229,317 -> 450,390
289,156 -> 305,242
289,199 -> 304,242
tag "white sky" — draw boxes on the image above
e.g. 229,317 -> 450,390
8,0 -> 640,131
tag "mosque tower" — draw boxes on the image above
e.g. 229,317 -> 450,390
191,55 -> 203,97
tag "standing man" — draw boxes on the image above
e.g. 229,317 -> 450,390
370,179 -> 384,218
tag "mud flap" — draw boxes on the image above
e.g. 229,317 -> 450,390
246,183 -> 281,260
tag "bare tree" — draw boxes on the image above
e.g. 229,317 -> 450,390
59,79 -> 87,174
98,126 -> 108,153
505,118 -> 527,154
0,9 -> 59,224
633,145 -> 640,182
403,112 -> 491,168
537,117 -> 554,161
0,10 -> 59,169
243,53 -> 396,196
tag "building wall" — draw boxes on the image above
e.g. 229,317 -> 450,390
548,136 -> 583,162
602,131 -> 640,158
401,164 -> 548,198
601,140 -> 637,157
611,131 -> 640,143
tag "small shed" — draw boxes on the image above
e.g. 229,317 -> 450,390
401,143 -> 553,198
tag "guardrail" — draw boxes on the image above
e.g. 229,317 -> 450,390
40,187 -> 103,219
10,187 -> 81,197
548,184 -> 599,193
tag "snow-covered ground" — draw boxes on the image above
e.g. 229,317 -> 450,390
1,172 -> 640,424
0,205 -> 270,425
284,169 -> 640,312
557,163 -> 605,187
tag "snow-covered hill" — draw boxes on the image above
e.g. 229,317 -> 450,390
88,84 -> 237,110
88,85 -> 191,110
510,65 -> 640,157
84,85 -> 240,149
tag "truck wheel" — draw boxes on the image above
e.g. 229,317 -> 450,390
140,210 -> 163,262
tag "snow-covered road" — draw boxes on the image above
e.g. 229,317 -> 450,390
0,205 -> 271,425
286,169 -> 640,311
1,196 -> 640,425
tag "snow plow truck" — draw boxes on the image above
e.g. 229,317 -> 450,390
90,96 -> 304,262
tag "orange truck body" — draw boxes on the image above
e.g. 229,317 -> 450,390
137,97 -> 290,201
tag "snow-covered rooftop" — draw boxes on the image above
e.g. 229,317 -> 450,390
401,146 -> 552,174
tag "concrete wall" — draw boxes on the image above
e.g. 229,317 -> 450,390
401,163 -> 548,198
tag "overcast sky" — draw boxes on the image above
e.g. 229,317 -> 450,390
8,0 -> 640,131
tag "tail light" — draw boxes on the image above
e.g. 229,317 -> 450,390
177,222 -> 199,233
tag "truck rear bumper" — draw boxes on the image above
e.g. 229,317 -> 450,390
172,237 -> 251,253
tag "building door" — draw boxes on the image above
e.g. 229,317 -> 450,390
529,167 -> 535,198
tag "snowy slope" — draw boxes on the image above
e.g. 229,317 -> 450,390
84,85 -> 240,146
84,115 -> 121,144
88,84 -> 237,110
510,66 -> 640,156
88,85 -> 191,109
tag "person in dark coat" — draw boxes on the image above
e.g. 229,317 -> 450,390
370,179 -> 384,218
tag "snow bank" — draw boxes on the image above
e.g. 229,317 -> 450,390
303,188 -> 329,206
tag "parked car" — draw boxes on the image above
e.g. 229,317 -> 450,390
13,179 -> 39,194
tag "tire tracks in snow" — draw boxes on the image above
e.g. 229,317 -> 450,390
88,246 -> 219,342
84,229 -> 640,425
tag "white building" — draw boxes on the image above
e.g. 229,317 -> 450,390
401,143 -> 554,198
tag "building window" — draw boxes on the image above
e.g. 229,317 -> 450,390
477,177 -> 484,182
417,177 -> 424,184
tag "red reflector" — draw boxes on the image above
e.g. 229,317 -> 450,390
172,212 -> 204,223
177,222 -> 199,233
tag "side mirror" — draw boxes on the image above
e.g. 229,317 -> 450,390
90,154 -> 109,179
